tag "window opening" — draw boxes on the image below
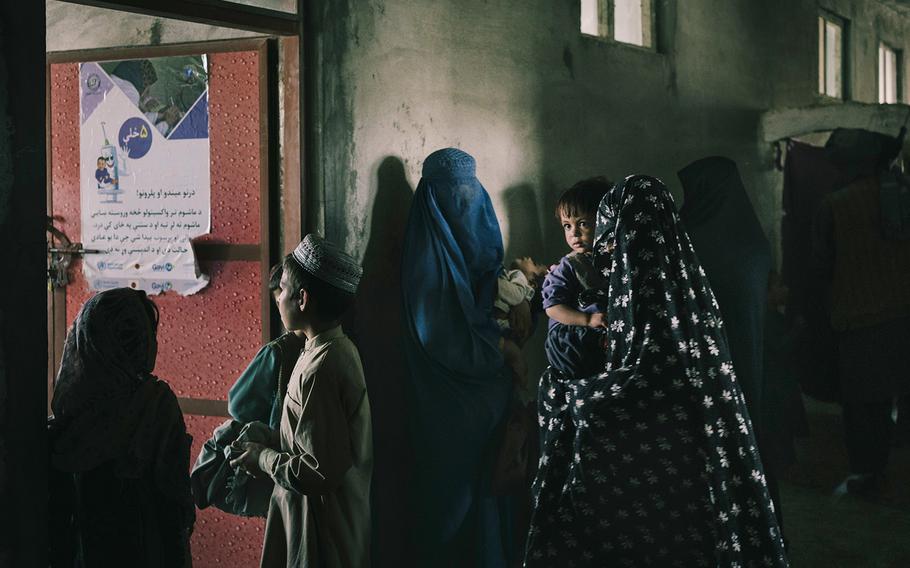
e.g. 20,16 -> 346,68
818,14 -> 845,99
879,42 -> 901,104
581,0 -> 653,49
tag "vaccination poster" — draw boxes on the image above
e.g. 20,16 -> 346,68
79,55 -> 211,295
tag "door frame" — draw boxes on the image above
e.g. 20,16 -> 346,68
56,0 -> 300,36
46,37 -> 291,417
49,0 -> 308,250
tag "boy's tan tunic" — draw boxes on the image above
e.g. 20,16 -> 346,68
257,326 -> 372,567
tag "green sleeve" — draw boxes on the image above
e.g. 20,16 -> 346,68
227,344 -> 280,425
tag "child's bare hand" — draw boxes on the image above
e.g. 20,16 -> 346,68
229,442 -> 266,477
587,312 -> 607,329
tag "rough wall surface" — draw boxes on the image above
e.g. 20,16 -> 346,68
312,0 -> 910,258
309,2 -> 910,564
45,0 -> 260,52
311,0 -> 910,328
43,1 -> 910,565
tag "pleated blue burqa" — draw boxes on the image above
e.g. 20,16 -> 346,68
401,148 -> 512,567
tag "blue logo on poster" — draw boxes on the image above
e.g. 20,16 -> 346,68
86,73 -> 101,93
118,117 -> 153,159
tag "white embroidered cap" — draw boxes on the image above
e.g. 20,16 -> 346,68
292,234 -> 363,293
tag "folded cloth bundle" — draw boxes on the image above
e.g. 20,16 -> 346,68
190,419 -> 275,517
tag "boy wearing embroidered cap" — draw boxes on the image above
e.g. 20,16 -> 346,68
230,234 -> 372,568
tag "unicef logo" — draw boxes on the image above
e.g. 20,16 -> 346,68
97,260 -> 124,271
86,73 -> 101,93
152,262 -> 174,272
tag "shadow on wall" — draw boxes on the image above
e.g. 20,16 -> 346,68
346,156 -> 414,568
501,182 -> 550,382
502,183 -> 544,261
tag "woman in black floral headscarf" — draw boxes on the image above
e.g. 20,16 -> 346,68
48,288 -> 194,567
525,176 -> 788,567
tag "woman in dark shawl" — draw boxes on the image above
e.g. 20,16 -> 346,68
678,157 -> 788,527
401,148 -> 512,567
677,156 -> 771,436
48,288 -> 194,567
525,176 -> 788,567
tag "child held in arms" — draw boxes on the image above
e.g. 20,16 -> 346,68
230,234 -> 372,568
541,177 -> 613,378
494,256 -> 549,395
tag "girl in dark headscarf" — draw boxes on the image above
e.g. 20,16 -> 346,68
525,176 -> 787,567
402,148 -> 512,567
49,288 -> 194,568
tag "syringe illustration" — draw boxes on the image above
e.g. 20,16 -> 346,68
96,121 -> 123,203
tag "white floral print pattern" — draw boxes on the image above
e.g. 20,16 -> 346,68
524,176 -> 788,567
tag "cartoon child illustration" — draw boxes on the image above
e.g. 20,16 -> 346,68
96,122 -> 124,203
94,156 -> 117,189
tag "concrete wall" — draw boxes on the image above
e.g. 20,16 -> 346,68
309,3 -> 910,562
312,0 -> 910,254
43,2 -> 910,564
45,0 -> 261,52
311,0 -> 910,312
820,0 -> 910,103
312,0 -> 793,387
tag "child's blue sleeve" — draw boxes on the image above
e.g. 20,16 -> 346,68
541,256 -> 579,310
227,344 -> 280,425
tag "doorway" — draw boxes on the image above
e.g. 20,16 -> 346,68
45,3 -> 304,566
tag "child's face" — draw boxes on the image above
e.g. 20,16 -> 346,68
560,211 -> 595,254
97,158 -> 106,169
276,270 -> 305,331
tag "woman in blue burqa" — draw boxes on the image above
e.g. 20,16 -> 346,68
401,148 -> 513,567
525,176 -> 788,567
48,288 -> 194,567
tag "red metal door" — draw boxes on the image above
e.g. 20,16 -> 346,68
49,40 -> 273,568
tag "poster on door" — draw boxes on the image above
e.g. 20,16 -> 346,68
79,55 -> 211,295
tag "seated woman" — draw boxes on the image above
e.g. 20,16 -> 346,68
48,288 -> 194,567
525,176 -> 788,567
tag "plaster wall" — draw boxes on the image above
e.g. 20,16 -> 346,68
312,0 -> 802,390
41,2 -> 910,564
45,0 -> 261,52
311,5 -> 910,562
313,0 -> 910,257
819,0 -> 910,103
